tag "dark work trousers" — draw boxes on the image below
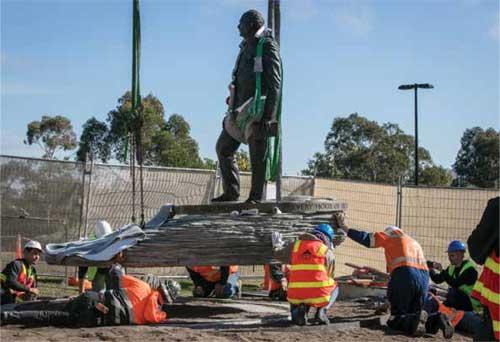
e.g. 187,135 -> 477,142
187,268 -> 240,298
216,127 -> 267,201
1,292 -> 101,327
444,287 -> 473,311
386,267 -> 429,335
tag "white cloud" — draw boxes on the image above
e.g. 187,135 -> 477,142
333,3 -> 375,37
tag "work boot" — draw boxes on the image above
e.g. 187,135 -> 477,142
291,304 -> 308,326
193,285 -> 205,297
158,282 -> 174,304
438,313 -> 454,339
412,310 -> 428,337
212,194 -> 238,202
314,307 -> 330,325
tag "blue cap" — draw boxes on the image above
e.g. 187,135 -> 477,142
313,223 -> 334,243
447,240 -> 466,253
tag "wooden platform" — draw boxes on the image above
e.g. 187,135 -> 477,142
47,199 -> 347,267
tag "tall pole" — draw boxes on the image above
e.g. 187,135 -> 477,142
268,0 -> 282,202
414,85 -> 418,186
398,83 -> 433,186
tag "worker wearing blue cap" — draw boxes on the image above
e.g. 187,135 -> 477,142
428,240 -> 479,312
286,223 -> 340,326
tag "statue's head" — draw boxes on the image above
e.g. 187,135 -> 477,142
238,9 -> 264,40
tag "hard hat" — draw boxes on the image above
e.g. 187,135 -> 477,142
24,240 -> 43,252
313,223 -> 334,243
384,226 -> 401,235
95,220 -> 113,238
447,240 -> 466,253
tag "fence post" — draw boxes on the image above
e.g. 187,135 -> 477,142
396,175 -> 403,228
78,156 -> 86,240
210,161 -> 220,202
83,158 -> 94,239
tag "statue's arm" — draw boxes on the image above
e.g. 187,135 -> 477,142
261,38 -> 282,122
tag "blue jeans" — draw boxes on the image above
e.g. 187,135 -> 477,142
386,267 -> 429,334
188,269 -> 240,298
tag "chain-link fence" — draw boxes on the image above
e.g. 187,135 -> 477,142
315,177 -> 499,276
0,156 -> 84,276
1,155 -> 498,279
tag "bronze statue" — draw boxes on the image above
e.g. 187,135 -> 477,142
213,9 -> 282,204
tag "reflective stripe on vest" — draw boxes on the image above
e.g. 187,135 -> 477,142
430,293 -> 465,327
447,260 -> 475,295
287,240 -> 334,308
447,260 -> 481,311
12,262 -> 34,298
471,251 -> 500,340
384,234 -> 428,273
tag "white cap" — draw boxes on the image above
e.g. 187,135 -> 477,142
384,226 -> 401,235
95,220 -> 112,238
24,240 -> 43,252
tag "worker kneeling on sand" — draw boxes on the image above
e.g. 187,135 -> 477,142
0,240 -> 43,305
428,240 -> 480,312
1,270 -> 175,327
337,216 -> 435,336
262,263 -> 289,301
187,265 -> 240,298
286,223 -> 338,326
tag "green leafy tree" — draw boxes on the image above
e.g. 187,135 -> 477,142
420,165 -> 452,186
201,158 -> 217,170
453,127 -> 499,188
236,151 -> 251,172
303,113 -> 450,186
24,115 -> 77,159
107,92 -> 165,163
76,117 -> 110,162
149,114 -> 205,168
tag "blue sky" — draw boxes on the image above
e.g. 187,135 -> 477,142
1,0 -> 498,175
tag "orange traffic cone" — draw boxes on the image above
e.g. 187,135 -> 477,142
15,234 -> 22,259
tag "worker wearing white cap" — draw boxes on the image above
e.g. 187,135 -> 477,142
1,240 -> 43,305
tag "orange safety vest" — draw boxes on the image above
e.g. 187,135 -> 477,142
189,266 -> 239,283
120,275 -> 167,325
287,240 -> 335,307
429,292 -> 465,327
372,231 -> 428,273
262,264 -> 289,292
470,251 -> 499,340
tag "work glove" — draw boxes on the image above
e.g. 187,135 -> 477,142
271,231 -> 285,251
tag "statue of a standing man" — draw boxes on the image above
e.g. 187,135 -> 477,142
213,9 -> 282,204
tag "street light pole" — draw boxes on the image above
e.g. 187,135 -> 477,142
414,86 -> 418,186
398,83 -> 434,186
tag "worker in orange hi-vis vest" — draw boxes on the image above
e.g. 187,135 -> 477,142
285,224 -> 339,326
1,271 -> 175,327
335,212 -> 435,337
467,196 -> 499,341
262,263 -> 289,301
186,265 -> 240,298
